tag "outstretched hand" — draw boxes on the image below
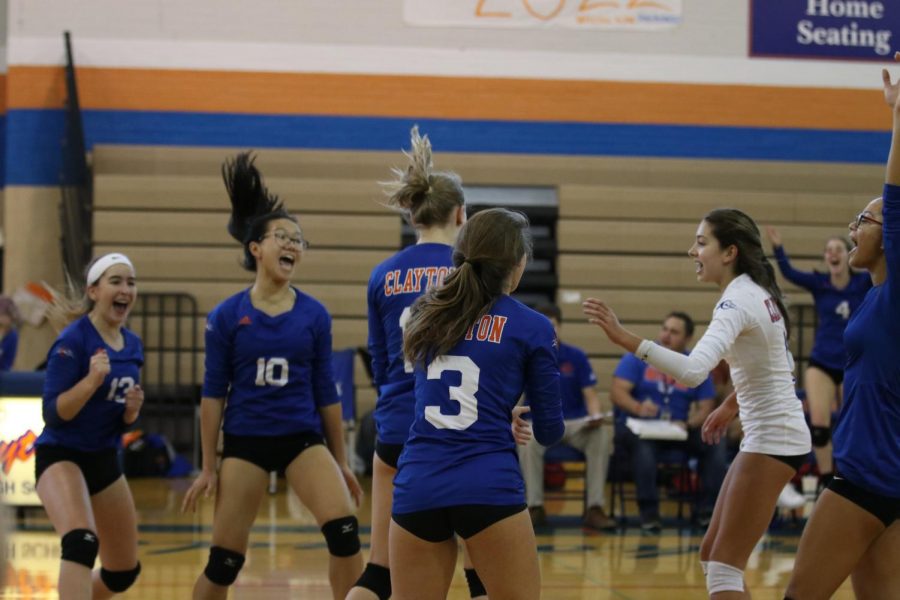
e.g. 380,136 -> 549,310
882,51 -> 900,109
582,298 -> 639,352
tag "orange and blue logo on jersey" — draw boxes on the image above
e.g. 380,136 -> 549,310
238,315 -> 252,326
56,346 -> 74,358
463,314 -> 509,344
560,361 -> 575,376
384,266 -> 452,296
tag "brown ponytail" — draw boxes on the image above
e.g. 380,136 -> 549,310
403,208 -> 532,365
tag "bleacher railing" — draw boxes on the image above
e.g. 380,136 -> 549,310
127,293 -> 201,458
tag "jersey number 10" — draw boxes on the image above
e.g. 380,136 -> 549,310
255,357 -> 289,387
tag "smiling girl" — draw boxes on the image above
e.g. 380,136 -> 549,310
584,210 -> 811,599
35,253 -> 144,599
181,153 -> 363,600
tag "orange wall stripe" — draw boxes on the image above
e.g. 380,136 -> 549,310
6,66 -> 888,131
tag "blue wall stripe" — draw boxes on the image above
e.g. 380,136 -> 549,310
4,109 -> 891,186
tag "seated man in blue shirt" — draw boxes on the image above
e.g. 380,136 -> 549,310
610,311 -> 728,532
519,304 -> 616,531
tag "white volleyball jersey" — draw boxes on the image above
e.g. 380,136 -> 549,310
639,274 -> 811,456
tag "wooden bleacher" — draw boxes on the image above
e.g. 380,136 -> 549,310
92,145 -> 882,414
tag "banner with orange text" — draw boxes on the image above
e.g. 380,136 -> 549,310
404,0 -> 683,31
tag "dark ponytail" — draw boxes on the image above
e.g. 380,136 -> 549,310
222,152 -> 296,271
704,208 -> 791,336
403,208 -> 532,365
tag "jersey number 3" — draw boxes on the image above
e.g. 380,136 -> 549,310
425,356 -> 480,430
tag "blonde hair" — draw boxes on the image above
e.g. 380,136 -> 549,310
381,126 -> 465,227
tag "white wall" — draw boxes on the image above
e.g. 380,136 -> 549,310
5,0 -> 881,89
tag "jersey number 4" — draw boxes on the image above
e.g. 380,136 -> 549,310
255,357 -> 289,387
425,356 -> 480,430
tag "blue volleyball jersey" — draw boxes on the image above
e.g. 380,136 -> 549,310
392,295 -> 565,513
613,351 -> 716,423
833,184 -> 900,497
37,316 -> 144,452
524,341 -> 595,420
0,329 -> 18,371
366,243 -> 454,444
203,287 -> 339,437
774,246 -> 871,371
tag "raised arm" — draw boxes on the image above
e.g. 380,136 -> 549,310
766,227 -> 819,290
885,56 -> 900,186
882,58 -> 900,285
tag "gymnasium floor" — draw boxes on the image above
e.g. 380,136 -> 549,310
5,477 -> 855,599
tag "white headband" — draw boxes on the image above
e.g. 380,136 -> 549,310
86,253 -> 135,286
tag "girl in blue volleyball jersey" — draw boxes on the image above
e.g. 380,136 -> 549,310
181,153 -> 363,600
0,295 -> 21,371
35,253 -> 144,599
784,57 -> 900,600
350,127 -> 523,600
389,208 -> 564,600
765,226 -> 871,489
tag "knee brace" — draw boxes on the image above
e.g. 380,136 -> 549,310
204,546 -> 245,587
706,561 -> 744,594
100,562 -> 141,592
354,562 -> 391,600
811,426 -> 831,448
61,529 -> 99,569
321,516 -> 360,557
465,567 -> 487,598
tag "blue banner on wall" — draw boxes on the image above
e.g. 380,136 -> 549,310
750,0 -> 899,61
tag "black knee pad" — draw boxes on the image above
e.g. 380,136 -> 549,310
100,562 -> 141,592
321,516 -> 360,557
354,562 -> 391,600
61,529 -> 99,569
204,546 -> 245,587
811,426 -> 831,448
465,567 -> 487,597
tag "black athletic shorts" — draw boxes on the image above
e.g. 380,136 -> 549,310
375,441 -> 404,469
808,359 -> 844,386
222,432 -> 325,473
766,453 -> 809,472
34,444 -> 122,496
392,503 -> 527,543
828,474 -> 900,528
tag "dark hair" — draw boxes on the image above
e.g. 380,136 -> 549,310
703,208 -> 790,335
0,296 -> 21,327
404,208 -> 532,365
382,126 -> 465,228
665,311 -> 695,338
825,236 -> 852,253
222,152 -> 297,272
535,303 -> 562,323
